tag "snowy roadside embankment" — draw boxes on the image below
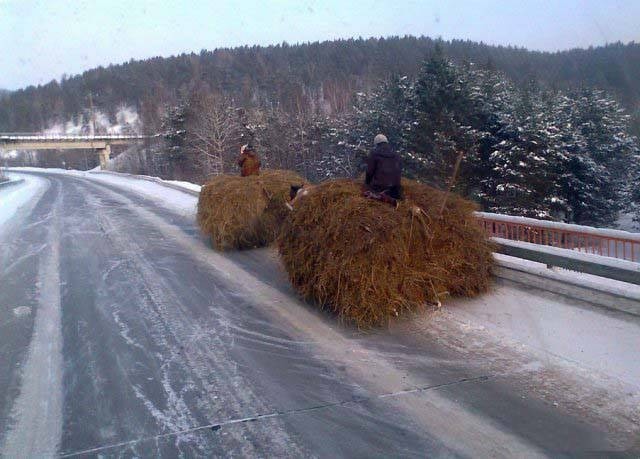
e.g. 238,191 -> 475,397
85,171 -> 199,216
447,280 -> 640,390
0,174 -> 24,190
89,169 -> 202,195
0,172 -> 48,233
8,167 -> 199,217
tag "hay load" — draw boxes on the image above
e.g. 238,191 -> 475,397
278,179 -> 494,327
197,169 -> 305,250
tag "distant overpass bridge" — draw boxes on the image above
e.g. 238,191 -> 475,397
0,133 -> 149,168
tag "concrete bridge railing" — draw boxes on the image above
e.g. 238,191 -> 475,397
477,211 -> 640,262
0,133 -> 150,169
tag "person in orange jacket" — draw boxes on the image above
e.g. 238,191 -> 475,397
237,144 -> 261,177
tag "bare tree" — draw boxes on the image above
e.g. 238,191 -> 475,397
187,91 -> 241,179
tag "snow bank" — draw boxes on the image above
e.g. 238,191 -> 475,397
89,170 -> 201,195
448,280 -> 640,389
87,171 -> 198,216
7,167 -> 199,217
165,180 -> 202,193
44,106 -> 141,136
8,167 -> 71,175
0,172 -> 48,232
11,167 -> 202,196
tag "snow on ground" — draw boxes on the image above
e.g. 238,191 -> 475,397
447,279 -> 640,390
0,167 -> 637,456
68,166 -> 640,392
44,106 -> 141,136
165,179 -> 202,193
8,167 -> 198,217
0,172 -> 48,232
617,211 -> 639,233
86,172 -> 198,216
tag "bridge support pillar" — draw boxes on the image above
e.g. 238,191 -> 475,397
98,144 -> 111,169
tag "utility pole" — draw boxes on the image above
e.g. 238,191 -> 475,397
86,92 -> 96,169
88,92 -> 96,136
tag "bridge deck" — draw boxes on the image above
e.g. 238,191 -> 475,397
0,134 -> 147,141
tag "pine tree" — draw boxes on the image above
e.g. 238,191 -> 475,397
160,102 -> 188,177
347,75 -> 414,175
627,154 -> 640,226
407,48 -> 480,186
559,88 -> 638,225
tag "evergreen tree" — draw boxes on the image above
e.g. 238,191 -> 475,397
407,48 -> 480,186
627,154 -> 640,225
560,89 -> 638,224
480,84 -> 566,219
339,57 -> 639,225
348,75 -> 413,174
160,102 -> 188,177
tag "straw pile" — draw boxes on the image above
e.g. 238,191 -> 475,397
278,179 -> 494,327
197,169 -> 305,250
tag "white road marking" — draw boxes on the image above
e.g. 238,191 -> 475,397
2,198 -> 63,458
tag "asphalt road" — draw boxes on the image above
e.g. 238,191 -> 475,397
0,171 -> 638,457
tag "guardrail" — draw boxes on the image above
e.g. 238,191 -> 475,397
492,249 -> 640,317
493,238 -> 640,286
0,134 -> 147,141
476,212 -> 640,262
481,215 -> 640,315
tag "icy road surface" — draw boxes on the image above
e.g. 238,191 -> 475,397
0,170 -> 638,457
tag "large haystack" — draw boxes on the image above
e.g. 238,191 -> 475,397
278,179 -> 494,327
197,169 -> 305,250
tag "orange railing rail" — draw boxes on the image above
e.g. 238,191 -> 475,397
475,212 -> 640,262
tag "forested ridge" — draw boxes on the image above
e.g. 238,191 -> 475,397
2,36 -> 640,227
1,36 -> 640,131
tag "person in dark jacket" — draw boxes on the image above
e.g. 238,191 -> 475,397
237,144 -> 261,177
365,134 -> 402,201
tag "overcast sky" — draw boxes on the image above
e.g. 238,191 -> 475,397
1,0 -> 639,90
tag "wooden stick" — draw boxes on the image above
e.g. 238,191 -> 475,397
439,150 -> 465,217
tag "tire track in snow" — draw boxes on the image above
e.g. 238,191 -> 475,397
78,188 -> 300,457
1,190 -> 63,458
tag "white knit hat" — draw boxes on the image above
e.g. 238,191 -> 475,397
373,134 -> 388,145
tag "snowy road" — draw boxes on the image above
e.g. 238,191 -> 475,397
0,170 -> 638,457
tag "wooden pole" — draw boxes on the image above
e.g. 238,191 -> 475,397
439,150 -> 465,216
